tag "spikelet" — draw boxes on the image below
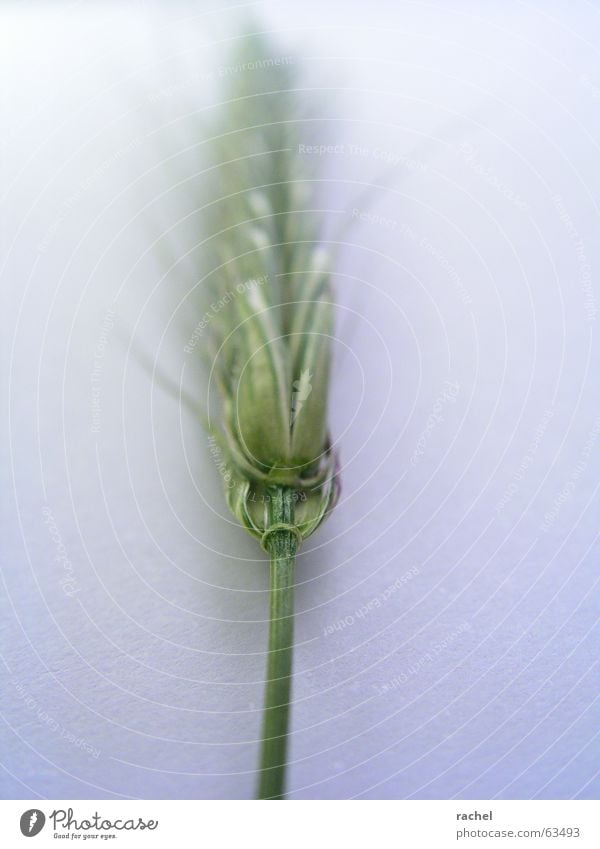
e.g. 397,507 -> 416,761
194,29 -> 340,548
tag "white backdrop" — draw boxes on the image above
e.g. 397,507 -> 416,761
1,0 -> 599,799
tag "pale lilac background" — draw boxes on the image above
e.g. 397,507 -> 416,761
1,0 -> 599,799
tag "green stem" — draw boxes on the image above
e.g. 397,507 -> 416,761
257,486 -> 298,800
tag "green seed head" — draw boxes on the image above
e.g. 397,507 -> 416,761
194,31 -> 339,542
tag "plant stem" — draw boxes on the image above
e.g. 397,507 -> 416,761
257,486 -> 298,800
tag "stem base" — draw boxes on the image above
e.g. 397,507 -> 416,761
257,487 -> 298,800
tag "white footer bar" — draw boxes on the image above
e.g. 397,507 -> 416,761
0,800 -> 597,848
